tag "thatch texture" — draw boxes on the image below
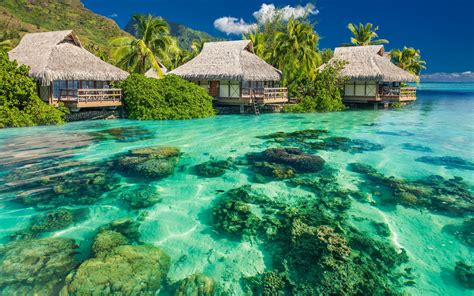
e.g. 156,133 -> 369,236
170,40 -> 281,81
9,30 -> 129,85
144,63 -> 168,79
324,45 -> 417,82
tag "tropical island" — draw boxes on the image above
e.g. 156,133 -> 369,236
0,1 -> 426,127
0,1 -> 472,296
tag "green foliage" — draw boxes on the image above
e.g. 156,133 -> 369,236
110,14 -> 178,74
243,15 -> 322,95
390,47 -> 426,75
320,48 -> 334,64
347,22 -> 389,46
284,61 -> 346,113
121,74 -> 215,120
0,50 -> 65,128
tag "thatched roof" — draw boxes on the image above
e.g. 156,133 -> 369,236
9,30 -> 129,85
144,63 -> 168,79
170,40 -> 281,81
324,45 -> 417,82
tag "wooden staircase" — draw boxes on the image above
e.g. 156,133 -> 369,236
251,90 -> 260,116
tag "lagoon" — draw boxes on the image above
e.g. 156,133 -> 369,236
0,83 -> 473,295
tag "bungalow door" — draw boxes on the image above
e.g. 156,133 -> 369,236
209,81 -> 219,97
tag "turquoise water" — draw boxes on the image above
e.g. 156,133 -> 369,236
0,82 -> 473,295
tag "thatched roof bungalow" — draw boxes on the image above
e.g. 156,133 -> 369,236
170,40 -> 288,106
144,63 -> 168,79
9,30 -> 128,110
324,45 -> 417,104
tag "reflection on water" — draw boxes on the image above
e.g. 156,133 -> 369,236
0,83 -> 473,295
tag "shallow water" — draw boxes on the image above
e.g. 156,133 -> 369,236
0,82 -> 473,295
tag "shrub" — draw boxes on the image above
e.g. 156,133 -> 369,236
0,50 -> 66,128
121,74 -> 215,120
284,61 -> 346,113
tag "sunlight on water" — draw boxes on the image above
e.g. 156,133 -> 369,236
0,83 -> 473,295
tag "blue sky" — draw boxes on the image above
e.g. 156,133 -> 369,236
83,0 -> 474,73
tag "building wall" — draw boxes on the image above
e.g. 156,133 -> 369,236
344,81 -> 377,97
38,85 -> 51,103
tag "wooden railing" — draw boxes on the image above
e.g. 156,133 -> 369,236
59,88 -> 122,102
399,87 -> 417,98
264,87 -> 288,100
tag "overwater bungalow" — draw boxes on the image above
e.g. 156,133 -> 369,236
8,30 -> 129,111
325,45 -> 418,107
170,40 -> 288,108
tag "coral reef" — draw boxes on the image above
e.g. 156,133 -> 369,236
91,126 -> 154,143
445,218 -> 474,248
99,218 -> 142,243
348,163 -> 474,216
194,158 -> 236,177
256,129 -> 384,154
0,238 -> 78,295
116,146 -> 181,179
5,159 -> 120,210
415,156 -> 474,171
61,245 -> 170,295
401,143 -> 433,152
172,273 -> 220,296
119,184 -> 162,209
92,230 -> 128,257
454,261 -> 474,289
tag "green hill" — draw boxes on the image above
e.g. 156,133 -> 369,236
0,0 -> 129,54
124,17 -> 221,51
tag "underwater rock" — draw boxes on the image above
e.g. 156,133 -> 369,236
309,137 -> 385,154
371,221 -> 391,237
61,245 -> 170,295
100,218 -> 142,244
92,230 -> 128,257
172,273 -> 220,296
445,218 -> 474,248
116,146 -> 181,179
119,184 -> 162,209
212,187 -> 262,238
249,147 -> 325,173
257,129 -> 328,141
454,261 -> 474,289
401,143 -> 433,152
0,237 -> 78,295
194,158 -> 236,177
252,161 -> 297,182
415,156 -> 474,171
348,163 -> 474,216
243,271 -> 288,295
10,161 -> 120,210
91,126 -> 155,143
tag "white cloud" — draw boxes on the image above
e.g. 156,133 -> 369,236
213,17 -> 258,35
253,3 -> 318,24
213,3 -> 318,35
421,71 -> 474,82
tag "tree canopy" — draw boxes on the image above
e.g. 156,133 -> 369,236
347,23 -> 389,46
0,50 -> 66,128
390,47 -> 426,75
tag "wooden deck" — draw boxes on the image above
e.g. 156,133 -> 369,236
344,86 -> 416,103
58,88 -> 122,109
217,87 -> 289,105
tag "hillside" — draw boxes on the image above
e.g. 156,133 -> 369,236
124,17 -> 221,51
0,0 -> 129,54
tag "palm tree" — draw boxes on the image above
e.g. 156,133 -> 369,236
390,47 -> 426,75
347,23 -> 388,46
272,18 -> 321,82
109,14 -> 177,75
246,31 -> 268,60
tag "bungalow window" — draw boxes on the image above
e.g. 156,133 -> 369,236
219,81 -> 240,98
53,80 -> 67,98
355,82 -> 366,96
344,83 -> 355,96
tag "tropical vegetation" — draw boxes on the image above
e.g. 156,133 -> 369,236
347,22 -> 389,46
0,50 -> 66,128
390,47 -> 426,75
110,15 -> 178,75
120,74 -> 215,120
283,61 -> 346,113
